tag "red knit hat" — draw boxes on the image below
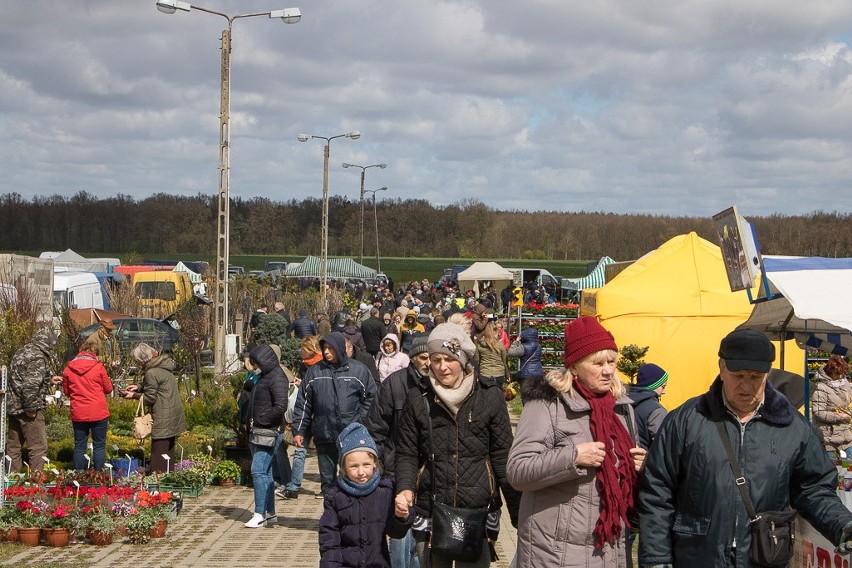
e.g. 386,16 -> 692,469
563,316 -> 618,368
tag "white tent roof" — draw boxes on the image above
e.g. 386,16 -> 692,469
456,262 -> 513,282
740,256 -> 852,355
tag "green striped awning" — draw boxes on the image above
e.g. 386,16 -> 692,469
285,256 -> 377,279
564,256 -> 615,290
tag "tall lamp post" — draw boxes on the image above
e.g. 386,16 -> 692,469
156,0 -> 301,376
341,162 -> 386,264
298,131 -> 360,308
364,187 -> 388,273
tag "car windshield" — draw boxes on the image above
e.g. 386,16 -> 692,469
135,281 -> 176,301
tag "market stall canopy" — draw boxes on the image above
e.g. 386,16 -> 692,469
41,249 -> 119,273
563,256 -> 615,291
739,256 -> 852,355
456,262 -> 514,296
285,256 -> 377,279
174,261 -> 203,284
583,232 -> 801,410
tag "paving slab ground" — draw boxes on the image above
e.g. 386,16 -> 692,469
2,447 -> 518,568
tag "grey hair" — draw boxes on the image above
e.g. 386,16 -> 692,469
132,342 -> 158,365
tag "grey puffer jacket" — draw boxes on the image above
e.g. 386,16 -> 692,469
507,375 -> 636,568
138,355 -> 186,440
639,377 -> 852,567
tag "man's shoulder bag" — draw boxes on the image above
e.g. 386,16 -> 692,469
714,420 -> 795,568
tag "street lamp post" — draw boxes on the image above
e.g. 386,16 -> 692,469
298,132 -> 360,308
156,0 -> 301,376
364,187 -> 387,273
341,162 -> 386,264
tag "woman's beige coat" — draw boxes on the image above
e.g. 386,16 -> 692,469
507,377 -> 634,568
811,366 -> 852,451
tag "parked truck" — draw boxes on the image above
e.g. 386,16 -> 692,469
133,271 -> 193,318
53,271 -> 110,311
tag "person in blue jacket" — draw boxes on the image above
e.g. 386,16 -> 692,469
293,332 -> 377,495
517,328 -> 543,405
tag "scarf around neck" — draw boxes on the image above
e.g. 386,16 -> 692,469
573,380 -> 637,549
430,372 -> 475,417
336,470 -> 381,497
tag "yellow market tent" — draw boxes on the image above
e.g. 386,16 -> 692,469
583,232 -> 803,410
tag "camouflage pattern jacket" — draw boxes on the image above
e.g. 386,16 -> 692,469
8,329 -> 57,416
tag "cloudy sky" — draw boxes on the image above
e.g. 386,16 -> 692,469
3,1 -> 852,218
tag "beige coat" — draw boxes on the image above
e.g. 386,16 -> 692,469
811,367 -> 852,451
507,381 -> 634,568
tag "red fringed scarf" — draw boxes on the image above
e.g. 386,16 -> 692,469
574,381 -> 637,548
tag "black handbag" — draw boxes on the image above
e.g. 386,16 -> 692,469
714,421 -> 795,568
424,396 -> 488,563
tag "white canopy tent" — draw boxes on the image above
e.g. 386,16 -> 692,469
740,256 -> 852,355
456,262 -> 514,297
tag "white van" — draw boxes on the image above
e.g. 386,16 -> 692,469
506,267 -> 560,289
53,271 -> 107,311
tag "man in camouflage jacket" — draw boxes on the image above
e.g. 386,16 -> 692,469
7,327 -> 60,472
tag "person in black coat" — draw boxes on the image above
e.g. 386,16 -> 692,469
243,344 -> 289,528
319,423 -> 409,568
290,309 -> 318,339
360,308 -> 386,358
393,323 -> 520,567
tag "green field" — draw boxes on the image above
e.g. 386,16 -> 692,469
12,251 -> 591,287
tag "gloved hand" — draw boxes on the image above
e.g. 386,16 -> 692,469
837,520 -> 852,553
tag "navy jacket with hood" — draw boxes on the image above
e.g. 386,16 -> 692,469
517,328 -> 543,381
292,332 -> 377,445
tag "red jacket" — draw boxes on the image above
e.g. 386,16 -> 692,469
62,351 -> 113,422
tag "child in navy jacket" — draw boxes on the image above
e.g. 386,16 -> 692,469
319,422 -> 410,568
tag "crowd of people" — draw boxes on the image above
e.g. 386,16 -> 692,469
7,274 -> 852,567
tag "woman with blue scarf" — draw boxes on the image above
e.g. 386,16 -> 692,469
318,422 -> 409,567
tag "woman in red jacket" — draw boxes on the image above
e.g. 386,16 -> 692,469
62,339 -> 113,470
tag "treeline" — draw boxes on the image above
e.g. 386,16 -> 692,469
1,191 -> 850,261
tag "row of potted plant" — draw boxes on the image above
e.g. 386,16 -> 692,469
521,302 -> 580,317
1,484 -> 175,546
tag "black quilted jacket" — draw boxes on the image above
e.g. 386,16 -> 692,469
394,373 -> 520,526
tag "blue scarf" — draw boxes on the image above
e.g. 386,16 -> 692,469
336,471 -> 381,497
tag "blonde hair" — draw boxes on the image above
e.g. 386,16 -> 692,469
546,349 -> 624,399
81,336 -> 101,355
300,335 -> 321,357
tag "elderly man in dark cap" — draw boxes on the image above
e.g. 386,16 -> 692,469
639,329 -> 852,568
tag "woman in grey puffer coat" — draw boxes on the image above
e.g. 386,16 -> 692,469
125,342 -> 186,473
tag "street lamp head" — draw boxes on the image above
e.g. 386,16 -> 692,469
346,131 -> 361,140
342,163 -> 352,168
378,164 -> 387,169
269,7 -> 301,24
378,186 -> 388,192
156,0 -> 191,14
297,134 -> 310,142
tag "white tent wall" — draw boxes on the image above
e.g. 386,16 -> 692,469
456,262 -> 514,297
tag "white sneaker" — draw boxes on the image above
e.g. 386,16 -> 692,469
244,513 -> 266,528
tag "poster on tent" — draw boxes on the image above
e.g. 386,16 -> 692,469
712,206 -> 761,292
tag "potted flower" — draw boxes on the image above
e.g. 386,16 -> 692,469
134,490 -> 174,538
0,508 -> 19,542
213,460 -> 241,487
86,510 -> 118,546
15,500 -> 47,546
43,504 -> 75,547
123,509 -> 158,545
110,499 -> 137,535
159,468 -> 206,497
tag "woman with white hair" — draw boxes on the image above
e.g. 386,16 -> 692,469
122,342 -> 186,473
506,316 -> 646,568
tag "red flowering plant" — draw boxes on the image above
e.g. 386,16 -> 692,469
134,490 -> 175,522
44,503 -> 75,529
16,499 -> 49,528
522,302 -> 579,317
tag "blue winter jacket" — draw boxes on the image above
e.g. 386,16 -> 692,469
292,332 -> 377,445
517,328 -> 543,381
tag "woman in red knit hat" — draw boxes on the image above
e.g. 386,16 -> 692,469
506,316 -> 646,568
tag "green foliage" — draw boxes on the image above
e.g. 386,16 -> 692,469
278,337 -> 301,371
106,397 -> 139,436
160,468 -> 205,487
617,344 -> 649,383
252,313 -> 289,347
0,307 -> 39,367
86,510 -> 118,534
213,459 -> 241,482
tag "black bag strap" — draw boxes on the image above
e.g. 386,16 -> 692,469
424,394 -> 438,511
714,420 -> 759,521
